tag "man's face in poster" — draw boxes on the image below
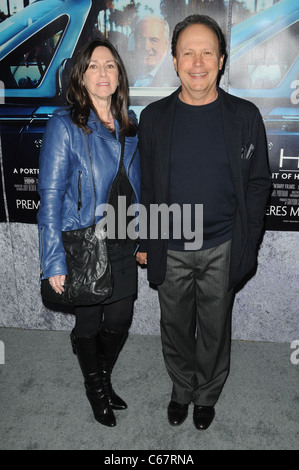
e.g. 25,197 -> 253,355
135,16 -> 169,73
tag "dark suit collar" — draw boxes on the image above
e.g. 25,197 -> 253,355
163,86 -> 231,109
159,86 -> 181,114
155,86 -> 181,148
218,88 -> 244,187
157,85 -> 242,136
156,86 -> 244,199
153,88 -> 180,202
157,85 -> 241,145
217,86 -> 236,112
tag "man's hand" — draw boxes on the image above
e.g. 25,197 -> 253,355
136,252 -> 147,265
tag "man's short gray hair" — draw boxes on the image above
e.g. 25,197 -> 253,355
134,15 -> 170,42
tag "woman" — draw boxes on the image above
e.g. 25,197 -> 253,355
37,39 -> 140,427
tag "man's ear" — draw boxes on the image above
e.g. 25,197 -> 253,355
219,54 -> 225,71
173,57 -> 178,76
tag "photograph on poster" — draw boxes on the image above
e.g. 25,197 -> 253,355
228,0 -> 299,231
0,165 -> 6,222
0,0 -> 298,229
0,0 -> 231,102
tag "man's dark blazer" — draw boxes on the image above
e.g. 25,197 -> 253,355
138,86 -> 271,290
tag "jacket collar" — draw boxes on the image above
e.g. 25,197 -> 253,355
218,86 -> 236,112
218,87 -> 243,180
87,108 -> 120,140
163,85 -> 235,109
155,86 -> 244,199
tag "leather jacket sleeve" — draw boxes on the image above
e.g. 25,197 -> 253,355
37,114 -> 71,279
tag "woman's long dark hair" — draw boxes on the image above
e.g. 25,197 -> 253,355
66,38 -> 137,136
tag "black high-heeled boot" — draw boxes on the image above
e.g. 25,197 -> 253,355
97,327 -> 128,410
70,331 -> 116,427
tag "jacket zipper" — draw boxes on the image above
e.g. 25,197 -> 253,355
40,227 -> 44,278
84,135 -> 96,224
128,147 -> 138,201
105,134 -> 124,209
77,170 -> 82,211
128,147 -> 137,174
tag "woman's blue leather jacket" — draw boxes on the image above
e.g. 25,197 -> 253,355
37,108 -> 140,280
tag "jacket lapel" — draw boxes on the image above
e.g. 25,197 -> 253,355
218,88 -> 247,214
154,87 -> 245,205
155,88 -> 180,202
218,88 -> 243,180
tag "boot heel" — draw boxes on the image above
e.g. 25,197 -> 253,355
102,369 -> 127,410
86,387 -> 116,427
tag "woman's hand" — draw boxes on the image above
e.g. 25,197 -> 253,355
136,252 -> 147,265
49,275 -> 66,295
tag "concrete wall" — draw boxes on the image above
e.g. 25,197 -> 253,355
0,222 -> 298,342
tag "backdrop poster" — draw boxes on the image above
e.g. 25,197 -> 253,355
0,163 -> 7,222
0,0 -> 298,229
264,108 -> 299,230
0,106 -> 41,223
229,0 -> 299,231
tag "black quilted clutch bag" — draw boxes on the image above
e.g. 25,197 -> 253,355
41,224 -> 113,306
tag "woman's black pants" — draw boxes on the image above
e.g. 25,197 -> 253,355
73,295 -> 134,337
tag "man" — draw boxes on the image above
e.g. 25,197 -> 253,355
129,15 -> 179,87
136,15 -> 271,431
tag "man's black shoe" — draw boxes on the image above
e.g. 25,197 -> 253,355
167,400 -> 188,426
193,405 -> 215,430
